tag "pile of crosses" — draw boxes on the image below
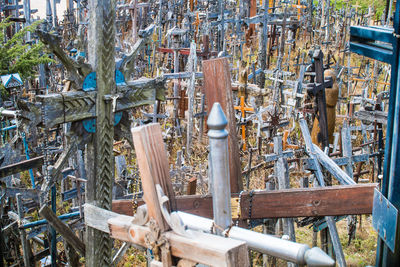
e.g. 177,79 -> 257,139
0,0 -> 395,266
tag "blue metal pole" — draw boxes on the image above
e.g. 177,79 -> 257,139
20,211 -> 80,229
376,1 -> 400,265
51,185 -> 57,267
0,125 -> 16,131
22,133 -> 36,188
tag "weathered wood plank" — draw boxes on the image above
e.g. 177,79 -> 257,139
186,177 -> 197,195
112,184 -> 376,218
39,205 -> 85,255
0,156 -> 44,178
131,123 -> 176,231
203,58 -> 242,193
107,214 -> 249,267
354,110 -> 387,125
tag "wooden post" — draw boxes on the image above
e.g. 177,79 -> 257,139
273,136 -> 296,246
187,177 -> 197,195
203,58 -> 243,193
86,0 -> 116,265
186,41 -> 197,158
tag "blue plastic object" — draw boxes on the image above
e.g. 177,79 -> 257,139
82,71 -> 126,133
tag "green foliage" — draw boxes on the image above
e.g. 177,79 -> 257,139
333,0 -> 387,19
0,18 -> 53,84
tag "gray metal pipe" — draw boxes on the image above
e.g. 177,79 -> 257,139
207,102 -> 231,235
177,211 -> 334,266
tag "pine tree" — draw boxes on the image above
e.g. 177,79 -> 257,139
0,18 -> 53,94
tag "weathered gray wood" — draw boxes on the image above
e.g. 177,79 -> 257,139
341,121 -> 354,178
36,30 -> 90,87
300,118 -> 346,266
0,156 -> 44,178
3,187 -> 38,200
17,193 -> 32,267
84,203 -> 120,234
299,117 -> 347,267
39,205 -> 85,255
312,145 -> 356,185
85,0 -> 117,265
273,136 -> 296,249
186,41 -> 197,158
34,77 -> 165,128
354,110 -> 387,125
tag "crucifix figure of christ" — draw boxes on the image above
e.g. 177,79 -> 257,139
304,49 -> 333,150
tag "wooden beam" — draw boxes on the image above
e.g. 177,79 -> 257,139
0,156 -> 44,178
203,58 -> 243,193
39,205 -> 85,255
131,123 -> 176,231
107,214 -> 249,267
186,177 -> 197,195
112,184 -> 376,218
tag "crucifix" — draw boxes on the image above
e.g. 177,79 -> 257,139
304,49 -> 333,150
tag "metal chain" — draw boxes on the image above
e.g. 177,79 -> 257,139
248,190 -> 254,229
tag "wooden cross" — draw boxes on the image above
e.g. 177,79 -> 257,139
87,117 -> 336,266
267,135 -> 296,242
85,123 -> 250,267
234,96 -> 254,150
268,130 -> 299,150
299,116 -> 347,266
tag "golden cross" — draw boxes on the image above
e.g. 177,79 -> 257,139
291,1 -> 306,20
192,12 -> 200,43
234,96 -> 254,151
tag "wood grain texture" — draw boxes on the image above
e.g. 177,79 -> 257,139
113,184 -> 376,218
0,156 -> 44,178
203,58 -> 243,193
186,177 -> 197,195
39,205 -> 85,255
131,123 -> 176,231
107,213 -> 249,267
239,184 -> 376,218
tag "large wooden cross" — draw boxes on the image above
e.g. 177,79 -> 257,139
85,123 -> 250,267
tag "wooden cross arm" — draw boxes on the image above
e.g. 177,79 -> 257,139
85,204 -> 249,267
264,151 -> 294,163
354,110 -> 388,125
106,212 -> 249,266
112,184 -> 377,219
0,156 -> 44,178
35,77 -> 165,128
